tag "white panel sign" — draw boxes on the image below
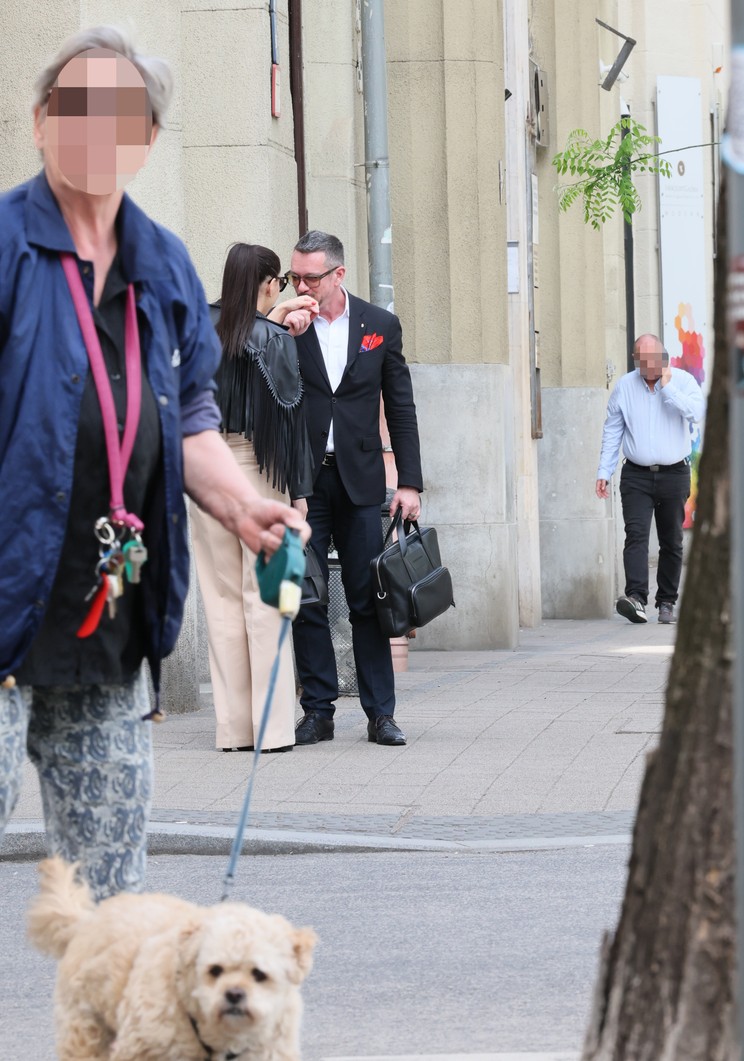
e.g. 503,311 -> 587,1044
656,76 -> 708,394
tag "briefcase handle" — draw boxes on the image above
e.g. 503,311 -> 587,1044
383,508 -> 416,556
383,509 -> 438,574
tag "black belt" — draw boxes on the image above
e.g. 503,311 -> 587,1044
321,452 -> 336,467
625,458 -> 689,472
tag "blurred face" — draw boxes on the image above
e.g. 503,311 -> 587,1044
633,336 -> 665,381
287,251 -> 344,311
35,47 -> 155,195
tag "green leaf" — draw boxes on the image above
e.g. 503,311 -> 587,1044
552,119 -> 677,228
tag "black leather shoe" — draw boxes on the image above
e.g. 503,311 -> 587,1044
368,715 -> 406,746
295,712 -> 334,745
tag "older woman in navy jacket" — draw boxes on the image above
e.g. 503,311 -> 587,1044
0,26 -> 307,898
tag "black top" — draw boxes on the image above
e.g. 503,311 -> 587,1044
212,306 -> 314,499
16,254 -> 161,686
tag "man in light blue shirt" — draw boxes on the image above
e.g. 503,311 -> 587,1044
596,333 -> 704,624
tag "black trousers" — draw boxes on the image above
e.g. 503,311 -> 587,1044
292,464 -> 395,720
619,461 -> 691,608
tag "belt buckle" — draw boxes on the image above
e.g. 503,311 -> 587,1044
322,453 -> 334,467
649,464 -> 660,472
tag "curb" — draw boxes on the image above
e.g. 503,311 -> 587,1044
3,819 -> 631,860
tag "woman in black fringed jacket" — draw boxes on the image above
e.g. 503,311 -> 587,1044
191,243 -> 318,752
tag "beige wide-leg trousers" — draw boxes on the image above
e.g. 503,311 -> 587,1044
190,437 -> 297,750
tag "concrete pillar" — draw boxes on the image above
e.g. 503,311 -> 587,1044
530,0 -> 617,617
0,2 -> 79,186
386,0 -> 518,648
503,0 -> 542,628
301,1 -> 367,295
180,0 -> 299,296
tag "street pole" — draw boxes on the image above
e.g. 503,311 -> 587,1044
621,102 -> 635,373
726,0 -> 744,1052
360,0 -> 394,310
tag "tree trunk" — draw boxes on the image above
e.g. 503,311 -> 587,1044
582,182 -> 736,1060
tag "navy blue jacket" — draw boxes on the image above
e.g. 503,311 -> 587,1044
0,171 -> 221,685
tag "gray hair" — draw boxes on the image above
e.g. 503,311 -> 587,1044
294,230 -> 345,268
33,25 -> 174,127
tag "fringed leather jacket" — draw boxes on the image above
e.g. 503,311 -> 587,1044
211,307 -> 314,499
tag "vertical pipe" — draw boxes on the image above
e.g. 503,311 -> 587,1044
725,1 -> 744,1050
360,0 -> 394,310
621,108 -> 636,371
288,0 -> 308,235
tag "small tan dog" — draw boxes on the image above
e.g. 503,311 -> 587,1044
27,857 -> 317,1061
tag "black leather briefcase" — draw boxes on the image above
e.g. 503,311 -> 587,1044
370,510 -> 454,638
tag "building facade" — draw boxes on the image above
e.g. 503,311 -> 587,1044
0,1 -> 727,684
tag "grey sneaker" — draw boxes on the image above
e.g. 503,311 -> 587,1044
616,595 -> 648,624
658,602 -> 676,624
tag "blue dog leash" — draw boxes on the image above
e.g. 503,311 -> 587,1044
221,529 -> 305,901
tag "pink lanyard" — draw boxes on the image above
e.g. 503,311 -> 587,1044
60,253 -> 144,532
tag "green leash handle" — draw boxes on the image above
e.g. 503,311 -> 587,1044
255,528 -> 306,617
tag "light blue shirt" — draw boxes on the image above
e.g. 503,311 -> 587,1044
597,367 -> 705,480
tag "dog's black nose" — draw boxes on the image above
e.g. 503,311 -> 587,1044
225,988 -> 246,1006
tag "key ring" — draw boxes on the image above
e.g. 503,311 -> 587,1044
94,517 -> 116,546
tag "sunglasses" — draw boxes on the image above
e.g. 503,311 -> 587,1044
273,275 -> 289,292
283,267 -> 337,289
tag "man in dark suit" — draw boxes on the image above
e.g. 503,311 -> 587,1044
288,231 -> 423,747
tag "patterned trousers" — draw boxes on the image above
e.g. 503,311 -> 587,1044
0,669 -> 152,900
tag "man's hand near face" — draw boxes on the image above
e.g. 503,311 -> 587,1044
660,365 -> 672,387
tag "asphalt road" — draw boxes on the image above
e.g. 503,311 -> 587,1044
0,845 -> 628,1060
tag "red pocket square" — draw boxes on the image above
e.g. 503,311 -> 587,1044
360,332 -> 384,352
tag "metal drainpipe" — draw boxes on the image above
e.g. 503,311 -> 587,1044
621,101 -> 636,371
360,0 -> 394,310
288,0 -> 308,235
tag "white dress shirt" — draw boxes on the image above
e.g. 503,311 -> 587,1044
597,367 -> 705,480
312,287 -> 350,452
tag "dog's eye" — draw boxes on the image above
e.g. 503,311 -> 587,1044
208,965 -> 224,978
252,968 -> 268,982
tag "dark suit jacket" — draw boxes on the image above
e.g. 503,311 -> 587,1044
295,293 -> 423,506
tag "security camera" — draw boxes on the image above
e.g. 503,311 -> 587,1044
599,59 -> 629,85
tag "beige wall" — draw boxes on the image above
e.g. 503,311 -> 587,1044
384,0 -> 521,647
531,2 -> 614,390
613,0 -> 725,377
0,0 -> 728,646
301,0 -> 368,298
0,2 -> 79,188
0,1 -> 303,302
386,0 -> 507,367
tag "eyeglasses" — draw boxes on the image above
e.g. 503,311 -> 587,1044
273,275 -> 289,292
283,267 -> 337,289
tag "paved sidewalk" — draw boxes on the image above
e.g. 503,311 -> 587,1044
5,617 -> 674,857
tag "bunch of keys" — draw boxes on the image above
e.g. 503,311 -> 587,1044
77,518 -> 149,638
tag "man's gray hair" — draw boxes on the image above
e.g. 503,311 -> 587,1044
294,230 -> 345,268
33,25 -> 174,127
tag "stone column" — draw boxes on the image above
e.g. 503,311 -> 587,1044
530,0 -> 617,617
386,0 -> 518,648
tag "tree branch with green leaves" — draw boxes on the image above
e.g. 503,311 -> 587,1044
552,117 -> 672,229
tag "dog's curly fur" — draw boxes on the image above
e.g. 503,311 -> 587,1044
27,857 -> 317,1061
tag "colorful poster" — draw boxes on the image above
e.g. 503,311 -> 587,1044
656,76 -> 709,527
